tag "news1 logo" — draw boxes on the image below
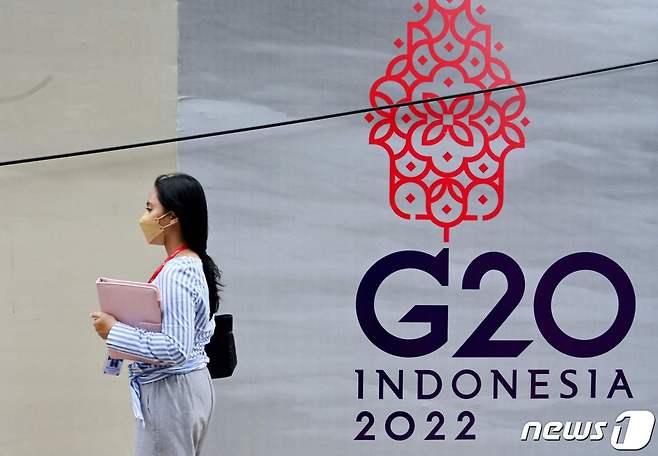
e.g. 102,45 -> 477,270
521,410 -> 655,451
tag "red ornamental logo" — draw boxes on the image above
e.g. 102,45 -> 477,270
365,0 -> 530,242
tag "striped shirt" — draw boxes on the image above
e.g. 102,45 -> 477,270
105,255 -> 216,427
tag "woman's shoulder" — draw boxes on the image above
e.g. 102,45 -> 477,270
164,255 -> 203,269
170,254 -> 202,263
158,256 -> 204,283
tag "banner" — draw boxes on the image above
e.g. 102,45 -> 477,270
178,1 -> 658,453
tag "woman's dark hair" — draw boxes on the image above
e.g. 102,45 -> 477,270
154,172 -> 224,318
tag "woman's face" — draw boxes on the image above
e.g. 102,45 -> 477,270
138,188 -> 178,245
145,188 -> 173,225
145,188 -> 161,217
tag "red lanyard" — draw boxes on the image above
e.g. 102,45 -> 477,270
147,243 -> 190,283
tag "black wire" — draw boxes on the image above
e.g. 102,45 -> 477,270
1,57 -> 656,168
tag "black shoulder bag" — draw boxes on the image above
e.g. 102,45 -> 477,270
205,313 -> 237,379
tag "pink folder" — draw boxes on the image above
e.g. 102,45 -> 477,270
95,277 -> 169,365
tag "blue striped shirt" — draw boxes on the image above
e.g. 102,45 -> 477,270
105,255 -> 216,427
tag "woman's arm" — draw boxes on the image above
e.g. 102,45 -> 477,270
105,263 -> 197,364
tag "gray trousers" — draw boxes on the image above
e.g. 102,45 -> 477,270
134,366 -> 215,456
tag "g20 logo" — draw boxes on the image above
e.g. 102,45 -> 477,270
356,249 -> 635,358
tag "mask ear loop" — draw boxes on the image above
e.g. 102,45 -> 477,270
156,211 -> 176,230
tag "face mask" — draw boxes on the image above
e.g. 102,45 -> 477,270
139,210 -> 176,245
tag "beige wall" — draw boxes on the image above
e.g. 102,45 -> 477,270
0,2 -> 178,454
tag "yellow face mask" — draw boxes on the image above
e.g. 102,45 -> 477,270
139,211 -> 175,245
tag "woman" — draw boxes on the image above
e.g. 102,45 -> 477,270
90,172 -> 225,455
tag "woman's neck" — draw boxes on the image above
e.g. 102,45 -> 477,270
164,237 -> 188,257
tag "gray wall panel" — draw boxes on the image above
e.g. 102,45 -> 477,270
179,1 -> 658,454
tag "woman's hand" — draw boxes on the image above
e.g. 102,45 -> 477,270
90,311 -> 117,340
